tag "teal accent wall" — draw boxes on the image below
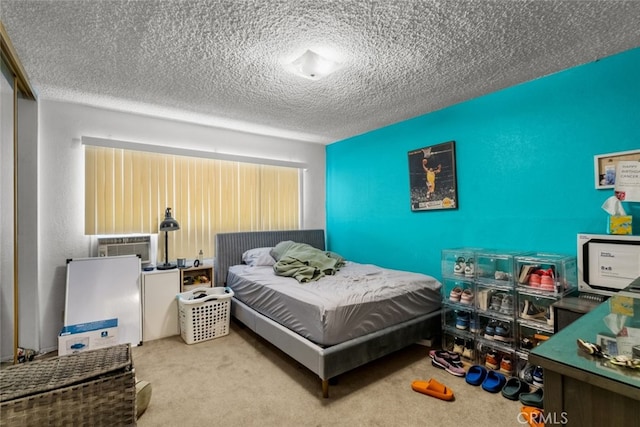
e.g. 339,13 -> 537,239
326,47 -> 640,280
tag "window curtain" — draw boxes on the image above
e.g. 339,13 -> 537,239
85,145 -> 300,260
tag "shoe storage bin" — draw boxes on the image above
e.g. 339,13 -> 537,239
516,291 -> 556,328
515,253 -> 577,296
478,312 -> 516,346
443,332 -> 476,362
476,340 -> 516,375
442,278 -> 475,306
476,285 -> 516,316
517,322 -> 552,352
442,306 -> 475,335
0,344 -> 135,426
178,286 -> 234,344
441,248 -> 484,280
474,250 -> 524,285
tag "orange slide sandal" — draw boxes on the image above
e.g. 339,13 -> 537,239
411,378 -> 454,401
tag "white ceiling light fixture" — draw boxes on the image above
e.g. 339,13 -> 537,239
290,49 -> 341,80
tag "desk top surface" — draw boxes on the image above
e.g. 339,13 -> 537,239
530,301 -> 640,390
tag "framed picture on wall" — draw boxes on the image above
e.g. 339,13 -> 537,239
594,149 -> 640,189
408,140 -> 458,211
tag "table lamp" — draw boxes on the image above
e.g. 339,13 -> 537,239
157,207 -> 180,270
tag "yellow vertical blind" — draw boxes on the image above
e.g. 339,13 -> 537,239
85,145 -> 300,260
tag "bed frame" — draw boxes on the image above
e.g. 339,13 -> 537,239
215,229 -> 441,398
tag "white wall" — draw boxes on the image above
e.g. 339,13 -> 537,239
35,99 -> 326,353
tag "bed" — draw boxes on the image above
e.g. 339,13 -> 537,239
214,229 -> 442,398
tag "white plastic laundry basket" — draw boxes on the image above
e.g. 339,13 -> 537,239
177,287 -> 234,344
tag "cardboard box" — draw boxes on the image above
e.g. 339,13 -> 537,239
608,215 -> 632,235
58,318 -> 118,356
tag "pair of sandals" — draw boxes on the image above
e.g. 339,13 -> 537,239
577,338 -> 640,369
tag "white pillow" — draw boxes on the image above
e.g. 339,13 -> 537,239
242,247 -> 276,266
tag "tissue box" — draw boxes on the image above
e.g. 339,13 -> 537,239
58,318 -> 118,356
608,215 -> 632,235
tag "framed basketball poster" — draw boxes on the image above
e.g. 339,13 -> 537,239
408,140 -> 458,211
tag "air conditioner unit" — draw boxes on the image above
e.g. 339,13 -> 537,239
97,235 -> 151,264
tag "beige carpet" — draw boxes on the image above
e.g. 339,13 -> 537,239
132,320 -> 522,427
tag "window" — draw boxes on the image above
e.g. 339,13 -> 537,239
85,145 -> 300,260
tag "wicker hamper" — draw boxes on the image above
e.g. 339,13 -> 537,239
0,343 -> 136,426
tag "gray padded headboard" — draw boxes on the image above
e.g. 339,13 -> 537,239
214,229 -> 325,286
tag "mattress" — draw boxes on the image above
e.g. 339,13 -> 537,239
227,261 -> 442,346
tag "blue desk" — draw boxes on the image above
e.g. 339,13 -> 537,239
529,302 -> 640,426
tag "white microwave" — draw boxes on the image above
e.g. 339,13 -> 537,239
577,233 -> 640,296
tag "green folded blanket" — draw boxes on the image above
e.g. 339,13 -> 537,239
271,240 -> 345,283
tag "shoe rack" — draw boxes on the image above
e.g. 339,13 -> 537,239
440,248 -> 481,364
473,250 -> 522,379
441,248 -> 578,387
513,252 -> 578,387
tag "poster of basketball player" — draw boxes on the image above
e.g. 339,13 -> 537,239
408,141 -> 458,211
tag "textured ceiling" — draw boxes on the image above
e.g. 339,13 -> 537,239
2,1 -> 640,144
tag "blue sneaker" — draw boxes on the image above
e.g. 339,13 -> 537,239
484,319 -> 497,339
455,311 -> 470,330
532,365 -> 544,387
494,322 -> 513,343
470,317 -> 481,333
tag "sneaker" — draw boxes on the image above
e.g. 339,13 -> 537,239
454,257 -> 466,275
460,288 -> 474,305
494,322 -> 513,343
489,293 -> 504,311
546,307 -> 554,327
449,286 -> 462,302
463,340 -> 475,360
455,311 -> 470,330
521,300 -> 547,320
485,350 -> 500,370
499,294 -> 514,315
528,271 -> 542,287
484,319 -> 497,339
520,364 -> 535,384
470,317 -> 481,334
500,355 -> 514,375
532,366 -> 544,387
520,336 -> 535,350
429,350 -> 466,377
464,258 -> 475,278
448,351 -> 466,371
453,336 -> 465,355
540,269 -> 555,291
494,270 -> 509,281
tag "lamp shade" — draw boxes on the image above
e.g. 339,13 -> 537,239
159,207 -> 180,231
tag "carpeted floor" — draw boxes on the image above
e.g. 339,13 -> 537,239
132,320 -> 523,426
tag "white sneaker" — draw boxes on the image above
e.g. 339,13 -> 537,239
464,258 -> 475,278
453,257 -> 465,275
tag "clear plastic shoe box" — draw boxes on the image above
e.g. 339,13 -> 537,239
478,313 -> 516,347
474,249 -> 525,286
515,253 -> 577,296
441,248 -> 484,280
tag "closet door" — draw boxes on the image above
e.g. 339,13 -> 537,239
0,58 -> 16,361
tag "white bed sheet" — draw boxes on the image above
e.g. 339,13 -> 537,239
227,261 -> 442,346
